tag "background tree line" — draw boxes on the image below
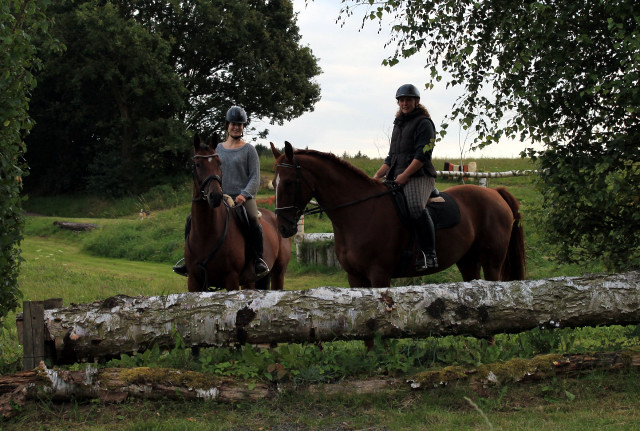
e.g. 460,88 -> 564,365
24,0 -> 321,196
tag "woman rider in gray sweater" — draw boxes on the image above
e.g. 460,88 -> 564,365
173,106 -> 269,279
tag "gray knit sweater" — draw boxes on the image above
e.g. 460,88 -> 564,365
217,143 -> 261,199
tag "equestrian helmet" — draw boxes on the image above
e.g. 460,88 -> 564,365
395,84 -> 420,99
226,106 -> 247,124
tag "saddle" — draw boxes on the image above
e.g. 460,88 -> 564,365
387,185 -> 461,230
183,194 -> 261,240
224,194 -> 262,233
387,183 -> 461,277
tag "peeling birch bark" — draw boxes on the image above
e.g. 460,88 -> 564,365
0,363 -> 270,418
40,271 -> 640,363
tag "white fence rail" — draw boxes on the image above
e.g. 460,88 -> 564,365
435,169 -> 537,178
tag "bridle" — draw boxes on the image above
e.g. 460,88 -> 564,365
192,153 -> 222,202
274,153 -> 397,226
274,154 -> 315,226
189,152 -> 228,291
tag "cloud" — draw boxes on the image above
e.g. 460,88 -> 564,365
262,0 -> 540,159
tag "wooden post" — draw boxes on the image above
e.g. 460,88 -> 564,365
22,301 -> 44,370
21,298 -> 63,370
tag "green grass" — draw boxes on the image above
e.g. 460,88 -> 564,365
3,156 -> 634,430
4,371 -> 640,430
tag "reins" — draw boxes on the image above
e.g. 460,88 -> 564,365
186,203 -> 230,291
275,154 -> 397,218
303,186 -> 397,216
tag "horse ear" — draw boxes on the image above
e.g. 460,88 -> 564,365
208,134 -> 219,151
194,134 -> 202,151
270,142 -> 281,159
284,141 -> 294,160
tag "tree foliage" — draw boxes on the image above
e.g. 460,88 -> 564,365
26,0 -> 188,195
126,0 -> 322,134
25,0 -> 321,196
0,0 -> 57,321
341,0 -> 640,270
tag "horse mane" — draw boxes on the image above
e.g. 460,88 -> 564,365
293,149 -> 380,186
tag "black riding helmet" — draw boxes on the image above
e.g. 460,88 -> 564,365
226,106 -> 247,124
395,84 -> 420,99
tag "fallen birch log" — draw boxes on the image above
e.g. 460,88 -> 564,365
53,221 -> 97,231
0,363 -> 270,419
408,348 -> 640,390
33,272 -> 640,364
2,349 -> 639,418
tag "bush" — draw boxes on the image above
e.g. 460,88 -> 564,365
0,0 -> 57,322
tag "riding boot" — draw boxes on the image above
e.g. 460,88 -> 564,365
172,215 -> 192,277
412,209 -> 438,270
250,223 -> 270,279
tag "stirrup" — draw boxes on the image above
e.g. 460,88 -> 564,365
254,258 -> 270,279
415,251 -> 438,270
172,258 -> 188,277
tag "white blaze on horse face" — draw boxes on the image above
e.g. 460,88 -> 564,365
274,173 -> 280,203
208,157 -> 213,163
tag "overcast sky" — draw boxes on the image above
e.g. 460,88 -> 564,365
259,0 -> 539,160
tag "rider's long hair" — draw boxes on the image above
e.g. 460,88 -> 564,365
395,103 -> 431,119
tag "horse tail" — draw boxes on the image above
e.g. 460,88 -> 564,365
496,187 -> 527,281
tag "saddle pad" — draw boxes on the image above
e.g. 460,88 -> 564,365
427,191 -> 460,230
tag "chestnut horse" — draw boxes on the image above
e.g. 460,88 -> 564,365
185,135 -> 290,291
271,141 -> 526,287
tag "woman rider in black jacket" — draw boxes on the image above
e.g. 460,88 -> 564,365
373,84 -> 438,269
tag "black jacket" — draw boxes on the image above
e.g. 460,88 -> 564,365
384,109 -> 437,179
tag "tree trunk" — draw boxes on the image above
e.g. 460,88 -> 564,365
37,272 -> 640,364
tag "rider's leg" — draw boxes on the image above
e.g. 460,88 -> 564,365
412,210 -> 438,269
405,176 -> 438,270
172,214 -> 191,276
245,198 -> 270,279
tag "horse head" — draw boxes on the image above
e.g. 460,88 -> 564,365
270,141 -> 312,238
193,134 -> 223,208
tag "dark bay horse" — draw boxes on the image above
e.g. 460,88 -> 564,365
185,135 -> 290,291
271,141 -> 526,287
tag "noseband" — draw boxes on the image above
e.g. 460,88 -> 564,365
192,153 -> 222,201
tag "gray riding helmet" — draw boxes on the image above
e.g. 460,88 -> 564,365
395,84 -> 420,99
226,106 -> 248,124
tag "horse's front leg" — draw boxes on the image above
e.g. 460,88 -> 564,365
367,266 -> 393,288
347,273 -> 371,288
222,274 -> 241,291
187,274 -> 202,292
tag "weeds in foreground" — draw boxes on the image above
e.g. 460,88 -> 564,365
94,326 -> 640,387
